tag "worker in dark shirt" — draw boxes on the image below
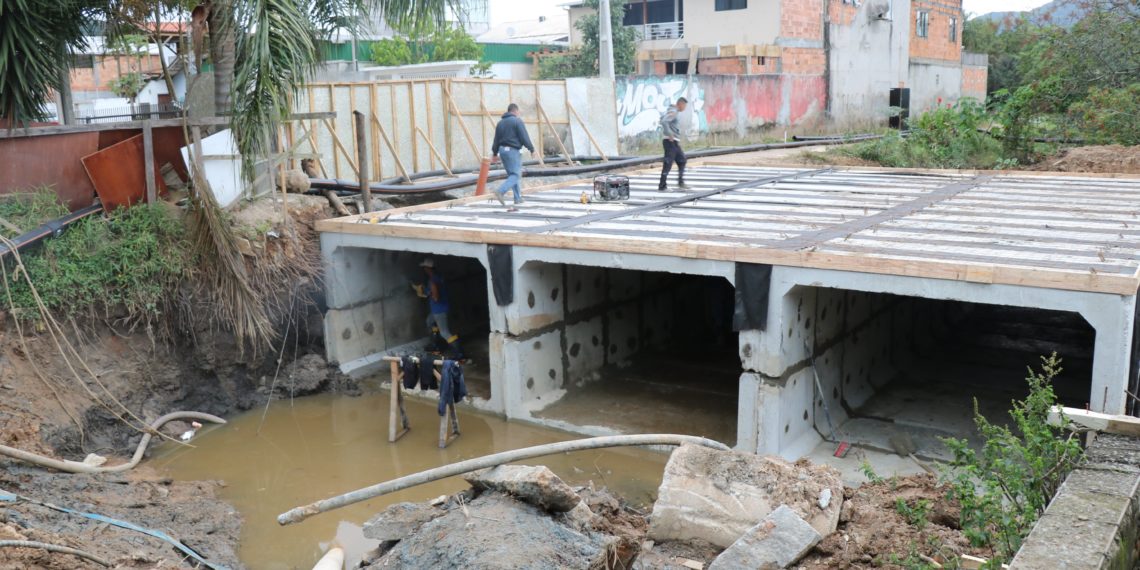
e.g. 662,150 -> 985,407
491,103 -> 536,206
413,257 -> 462,358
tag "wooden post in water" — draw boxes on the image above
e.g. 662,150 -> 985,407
353,110 -> 372,213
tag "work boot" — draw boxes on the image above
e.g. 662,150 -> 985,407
514,197 -> 525,205
678,180 -> 689,190
446,337 -> 464,360
494,191 -> 506,206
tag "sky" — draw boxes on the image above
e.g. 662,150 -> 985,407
492,0 -> 1060,25
963,0 -> 1053,16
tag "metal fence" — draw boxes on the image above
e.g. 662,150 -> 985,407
79,102 -> 185,124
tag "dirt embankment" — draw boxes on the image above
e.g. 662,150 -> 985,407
1031,145 -> 1140,174
0,197 -> 353,570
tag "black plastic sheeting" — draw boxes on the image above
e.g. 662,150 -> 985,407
488,245 -> 514,306
732,263 -> 772,332
0,204 -> 104,259
307,134 -> 883,196
1128,299 -> 1140,415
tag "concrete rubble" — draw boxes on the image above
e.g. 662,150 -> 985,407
707,505 -> 822,570
648,444 -> 844,548
362,501 -> 445,541
463,465 -> 583,512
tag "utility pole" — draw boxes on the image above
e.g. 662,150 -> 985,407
598,0 -> 615,80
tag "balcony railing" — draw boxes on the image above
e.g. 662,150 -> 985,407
628,21 -> 684,40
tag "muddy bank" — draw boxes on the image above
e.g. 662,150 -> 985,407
0,197 -> 356,569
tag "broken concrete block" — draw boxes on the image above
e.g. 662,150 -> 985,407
464,465 -> 582,512
648,444 -> 843,548
362,502 -> 443,541
558,500 -> 599,532
708,505 -> 822,570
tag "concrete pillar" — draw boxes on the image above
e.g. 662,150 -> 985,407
1081,294 -> 1138,414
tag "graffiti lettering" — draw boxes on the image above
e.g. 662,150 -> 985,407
615,78 -> 705,140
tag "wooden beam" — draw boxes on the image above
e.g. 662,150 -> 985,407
353,110 -> 372,213
371,113 -> 411,183
321,117 -> 359,179
566,102 -> 608,161
141,120 -> 157,204
443,81 -> 483,162
536,101 -> 574,166
1050,406 -> 1140,436
0,116 -> 227,139
416,127 -> 454,176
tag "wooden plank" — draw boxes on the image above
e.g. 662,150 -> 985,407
417,127 -> 454,176
321,117 -> 360,179
536,101 -> 574,165
443,81 -> 483,161
0,116 -> 227,139
424,82 -> 435,171
371,113 -> 411,183
141,120 -> 157,204
408,82 -> 419,172
1049,406 -> 1140,437
567,102 -> 608,160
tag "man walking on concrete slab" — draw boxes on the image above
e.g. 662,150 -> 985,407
659,97 -> 689,192
491,103 -> 535,206
414,258 -> 463,358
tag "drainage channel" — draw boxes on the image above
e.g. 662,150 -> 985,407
148,392 -> 668,570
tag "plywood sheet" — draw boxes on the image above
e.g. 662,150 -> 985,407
81,134 -> 166,210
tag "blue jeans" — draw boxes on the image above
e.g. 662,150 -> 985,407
497,147 -> 523,202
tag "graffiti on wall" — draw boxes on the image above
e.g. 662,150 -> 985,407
616,77 -> 706,141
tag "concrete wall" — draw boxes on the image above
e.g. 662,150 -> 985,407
1013,434 -> 1140,569
686,0 -> 782,46
908,59 -> 963,114
828,0 -> 913,127
498,260 -> 688,415
615,74 -> 827,149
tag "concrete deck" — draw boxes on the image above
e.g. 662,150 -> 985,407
317,165 -> 1140,458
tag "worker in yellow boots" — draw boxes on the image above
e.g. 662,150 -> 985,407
413,258 -> 463,359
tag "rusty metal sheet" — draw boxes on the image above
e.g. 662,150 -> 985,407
0,132 -> 99,210
81,134 -> 167,210
99,126 -> 189,183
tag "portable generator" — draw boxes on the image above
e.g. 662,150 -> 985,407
592,175 -> 630,201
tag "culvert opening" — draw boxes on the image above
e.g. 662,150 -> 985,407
523,265 -> 739,446
345,248 -> 491,398
793,286 -> 1094,462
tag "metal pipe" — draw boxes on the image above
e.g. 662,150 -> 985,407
277,433 -> 729,526
305,134 -> 883,196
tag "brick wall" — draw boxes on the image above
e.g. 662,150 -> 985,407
69,55 -> 164,93
828,0 -> 859,26
780,47 -> 827,75
910,0 -> 963,62
961,65 -> 988,101
696,57 -> 780,75
779,0 -> 824,40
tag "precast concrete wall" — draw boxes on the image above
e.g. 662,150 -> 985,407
295,78 -> 619,181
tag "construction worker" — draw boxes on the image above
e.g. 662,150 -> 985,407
659,97 -> 689,191
491,103 -> 535,206
413,258 -> 463,358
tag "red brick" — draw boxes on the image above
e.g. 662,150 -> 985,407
910,0 -> 963,62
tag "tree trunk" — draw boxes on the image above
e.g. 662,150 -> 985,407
56,41 -> 75,125
207,0 -> 236,116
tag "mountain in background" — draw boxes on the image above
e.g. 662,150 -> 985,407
974,0 -> 1089,27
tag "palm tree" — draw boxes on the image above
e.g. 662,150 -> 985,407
0,0 -> 95,126
190,0 -> 463,170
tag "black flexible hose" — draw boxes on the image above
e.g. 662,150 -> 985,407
308,133 -> 883,195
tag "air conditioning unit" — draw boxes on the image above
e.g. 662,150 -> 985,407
873,1 -> 892,21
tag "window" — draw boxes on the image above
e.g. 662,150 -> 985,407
715,0 -> 746,11
71,54 -> 94,69
916,11 -> 929,38
949,17 -> 957,42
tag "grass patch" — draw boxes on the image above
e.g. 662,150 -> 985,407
0,190 -> 71,238
3,199 -> 191,330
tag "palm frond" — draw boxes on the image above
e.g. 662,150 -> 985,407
0,0 -> 92,125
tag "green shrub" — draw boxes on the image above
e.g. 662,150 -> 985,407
0,191 -> 70,238
3,203 -> 190,326
942,354 -> 1083,565
842,100 -> 1007,169
1069,84 -> 1140,146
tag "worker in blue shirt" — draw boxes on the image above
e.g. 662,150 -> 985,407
413,258 -> 462,358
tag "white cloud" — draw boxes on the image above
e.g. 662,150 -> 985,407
963,0 -> 1054,16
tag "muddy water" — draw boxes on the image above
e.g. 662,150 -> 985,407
150,393 -> 668,570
